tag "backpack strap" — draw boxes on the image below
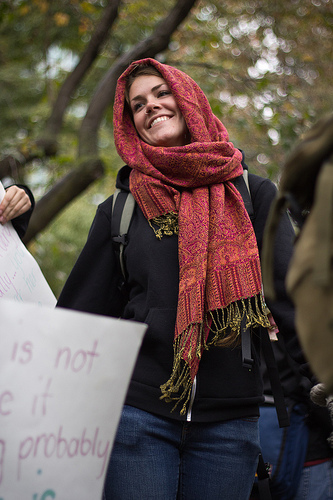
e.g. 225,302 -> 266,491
111,188 -> 135,280
241,315 -> 254,369
256,453 -> 272,500
233,172 -> 255,370
261,330 -> 290,428
232,170 -> 255,222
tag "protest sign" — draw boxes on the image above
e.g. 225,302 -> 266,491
0,182 -> 56,307
0,300 -> 146,499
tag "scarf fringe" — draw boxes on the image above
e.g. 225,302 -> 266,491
160,323 -> 206,415
209,294 -> 271,347
148,212 -> 179,240
160,293 -> 270,415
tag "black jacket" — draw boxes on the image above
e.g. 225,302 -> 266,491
57,165 -> 298,422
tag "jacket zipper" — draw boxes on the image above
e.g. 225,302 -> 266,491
186,376 -> 197,422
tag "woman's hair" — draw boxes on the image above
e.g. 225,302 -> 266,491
124,63 -> 163,105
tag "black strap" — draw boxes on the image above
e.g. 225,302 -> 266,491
256,453 -> 272,500
241,316 -> 254,369
111,189 -> 135,279
232,173 -> 255,222
111,190 -> 129,241
261,330 -> 290,428
237,172 -> 255,371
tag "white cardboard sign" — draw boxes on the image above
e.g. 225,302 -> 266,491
0,182 -> 56,307
0,300 -> 146,500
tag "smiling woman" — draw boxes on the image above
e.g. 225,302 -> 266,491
127,71 -> 189,147
57,58 -> 300,500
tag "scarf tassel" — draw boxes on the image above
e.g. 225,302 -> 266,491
160,293 -> 270,415
148,212 -> 179,240
209,294 -> 271,347
160,323 -> 206,415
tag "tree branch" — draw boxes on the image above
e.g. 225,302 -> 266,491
43,0 -> 122,139
23,158 -> 104,243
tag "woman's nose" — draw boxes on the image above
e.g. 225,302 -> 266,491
145,100 -> 160,114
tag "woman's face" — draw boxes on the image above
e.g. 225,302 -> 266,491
128,74 -> 189,147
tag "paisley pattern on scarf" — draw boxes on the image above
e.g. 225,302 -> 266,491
113,58 -> 270,414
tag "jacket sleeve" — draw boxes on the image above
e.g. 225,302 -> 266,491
57,197 -> 125,318
10,184 -> 35,239
250,175 -> 304,363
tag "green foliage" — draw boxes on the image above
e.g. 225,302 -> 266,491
169,0 -> 333,175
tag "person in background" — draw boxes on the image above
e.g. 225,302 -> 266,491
57,58 -> 299,500
259,114 -> 333,500
250,335 -> 333,500
0,184 -> 34,238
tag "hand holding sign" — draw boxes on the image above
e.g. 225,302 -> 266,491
0,182 -> 56,307
0,185 -> 32,224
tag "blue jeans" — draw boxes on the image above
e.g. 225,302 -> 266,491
294,460 -> 333,500
103,405 -> 260,500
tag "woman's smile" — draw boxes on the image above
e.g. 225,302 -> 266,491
150,115 -> 171,128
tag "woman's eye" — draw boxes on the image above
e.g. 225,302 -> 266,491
158,90 -> 170,97
133,102 -> 143,112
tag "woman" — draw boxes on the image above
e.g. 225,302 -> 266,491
57,59 -> 297,499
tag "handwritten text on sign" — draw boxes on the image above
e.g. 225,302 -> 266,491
0,301 -> 145,499
0,182 -> 56,307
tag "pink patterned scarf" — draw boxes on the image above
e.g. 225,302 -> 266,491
113,58 -> 269,414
